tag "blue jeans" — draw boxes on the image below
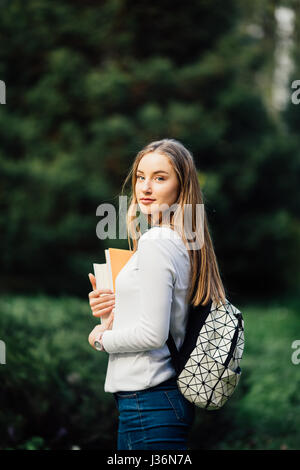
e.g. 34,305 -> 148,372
113,376 -> 195,450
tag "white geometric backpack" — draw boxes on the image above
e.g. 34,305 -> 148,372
166,298 -> 245,410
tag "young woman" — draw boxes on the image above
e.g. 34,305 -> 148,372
88,138 -> 226,450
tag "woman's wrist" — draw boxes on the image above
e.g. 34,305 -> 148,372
94,330 -> 106,351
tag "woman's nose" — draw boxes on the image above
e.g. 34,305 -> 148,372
142,180 -> 152,191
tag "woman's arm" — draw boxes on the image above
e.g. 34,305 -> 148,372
101,237 -> 176,353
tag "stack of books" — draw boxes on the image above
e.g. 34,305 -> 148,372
93,248 -> 134,327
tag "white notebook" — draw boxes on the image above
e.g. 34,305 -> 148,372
93,248 -> 134,327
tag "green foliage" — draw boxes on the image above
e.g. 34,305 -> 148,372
5,436 -> 48,450
0,294 -> 299,450
0,0 -> 299,299
0,294 -> 118,450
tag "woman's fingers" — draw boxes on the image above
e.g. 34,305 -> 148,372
92,298 -> 115,309
88,273 -> 97,291
90,294 -> 115,307
87,280 -> 115,317
88,288 -> 113,299
92,304 -> 115,317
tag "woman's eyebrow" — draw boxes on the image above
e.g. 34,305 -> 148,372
136,170 -> 169,175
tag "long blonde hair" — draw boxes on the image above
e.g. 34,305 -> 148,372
120,138 -> 226,307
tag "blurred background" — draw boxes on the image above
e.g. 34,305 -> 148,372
0,0 -> 299,450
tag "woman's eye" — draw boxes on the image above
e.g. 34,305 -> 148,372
136,176 -> 164,181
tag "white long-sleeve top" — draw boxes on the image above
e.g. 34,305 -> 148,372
101,226 -> 191,393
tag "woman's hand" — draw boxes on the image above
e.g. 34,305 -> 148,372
88,273 -> 115,350
88,273 -> 115,324
88,323 -> 108,350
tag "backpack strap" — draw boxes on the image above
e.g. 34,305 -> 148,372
167,298 -> 213,377
223,312 -> 244,368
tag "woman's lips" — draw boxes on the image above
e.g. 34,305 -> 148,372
140,199 -> 155,204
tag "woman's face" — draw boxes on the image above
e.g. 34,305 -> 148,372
135,151 -> 180,224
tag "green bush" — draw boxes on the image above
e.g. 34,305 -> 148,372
0,294 -> 299,449
1,0 -> 300,299
0,294 -> 118,450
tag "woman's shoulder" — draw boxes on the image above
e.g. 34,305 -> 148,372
139,225 -> 181,242
138,226 -> 189,259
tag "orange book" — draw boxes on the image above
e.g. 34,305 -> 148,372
93,248 -> 134,327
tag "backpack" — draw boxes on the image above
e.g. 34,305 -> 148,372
166,298 -> 245,410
